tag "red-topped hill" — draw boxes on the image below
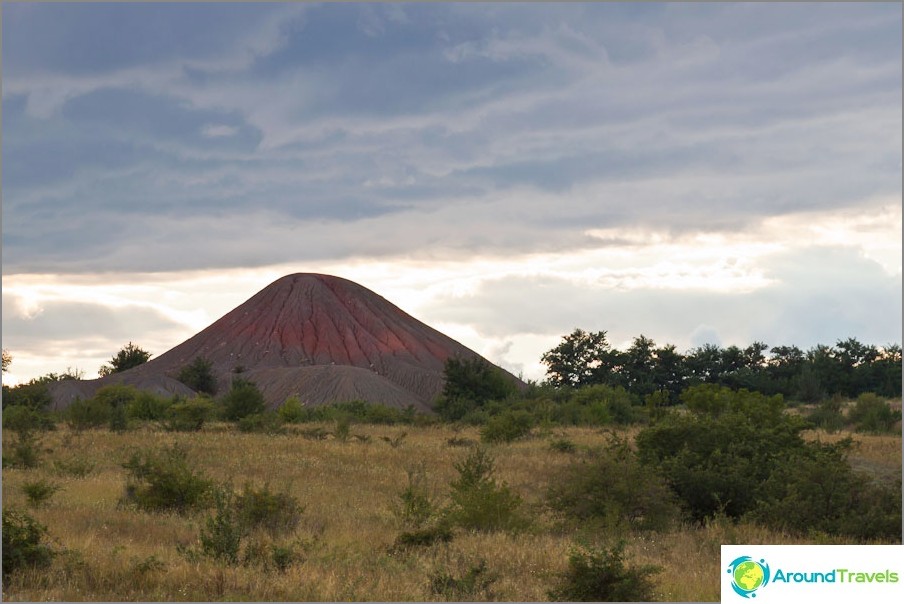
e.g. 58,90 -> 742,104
50,273 -> 519,411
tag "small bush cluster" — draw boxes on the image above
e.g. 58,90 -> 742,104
429,558 -> 496,601
177,357 -> 218,395
444,447 -> 529,533
163,397 -> 215,432
548,541 -> 661,602
220,378 -> 267,421
848,393 -> 901,433
237,411 -> 285,434
480,409 -> 533,443
547,437 -> 679,533
185,482 -> 304,570
278,398 -> 421,425
2,508 -> 56,579
121,444 -> 213,514
22,479 -> 63,508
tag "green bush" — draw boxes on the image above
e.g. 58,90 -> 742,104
199,488 -> 242,565
393,468 -> 436,530
127,392 -> 174,421
66,397 -> 111,431
121,444 -> 213,514
22,479 -> 62,508
2,405 -> 53,434
234,482 -> 303,536
178,357 -> 218,395
480,410 -> 533,443
278,396 -> 306,423
807,397 -> 846,433
636,386 -> 805,522
237,412 -> 285,435
445,447 -> 529,533
548,541 -> 660,602
392,524 -> 454,551
52,456 -> 96,478
220,377 -> 266,421
848,393 -> 901,433
549,437 -> 577,453
163,397 -> 214,432
429,558 -> 496,601
2,508 -> 55,579
2,405 -> 48,469
750,439 -> 902,540
547,439 -> 680,532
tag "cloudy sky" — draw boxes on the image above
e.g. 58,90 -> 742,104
2,2 -> 901,385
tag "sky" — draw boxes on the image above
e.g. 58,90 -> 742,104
2,2 -> 902,386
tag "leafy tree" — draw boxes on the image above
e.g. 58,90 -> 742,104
436,356 -> 517,421
178,357 -> 218,395
2,349 -> 11,373
621,335 -> 657,397
541,329 -> 615,388
99,342 -> 151,376
651,344 -> 686,403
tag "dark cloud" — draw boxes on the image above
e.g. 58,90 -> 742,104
1,2 -> 900,289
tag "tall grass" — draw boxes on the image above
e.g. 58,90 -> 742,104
2,422 -> 899,601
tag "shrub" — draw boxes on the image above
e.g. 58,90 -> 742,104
121,444 -> 213,514
636,388 -> 806,522
333,416 -> 351,442
429,558 -> 496,601
443,356 -> 517,406
163,397 -> 214,432
2,405 -> 52,434
848,393 -> 901,433
392,524 -> 454,551
2,508 -> 55,579
445,447 -> 529,533
178,357 -> 218,395
278,396 -> 306,423
66,397 -> 111,431
480,410 -> 533,443
2,405 -> 46,468
548,541 -> 661,602
234,482 -> 303,536
199,488 -> 242,565
392,467 -> 438,529
549,437 -> 577,453
547,439 -> 680,532
750,439 -> 902,540
807,397 -> 846,433
127,392 -> 174,421
53,456 -> 96,478
22,479 -> 62,508
220,377 -> 266,421
237,412 -> 285,435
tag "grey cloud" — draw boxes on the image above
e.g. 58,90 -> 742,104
418,246 -> 902,352
2,297 -> 184,346
2,3 -> 900,276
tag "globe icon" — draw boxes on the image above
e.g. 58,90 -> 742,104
733,560 -> 765,592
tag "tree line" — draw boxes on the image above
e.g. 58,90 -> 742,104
541,329 -> 902,403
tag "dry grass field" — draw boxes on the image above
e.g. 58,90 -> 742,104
2,422 -> 901,601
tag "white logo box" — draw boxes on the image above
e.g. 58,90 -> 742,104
721,544 -> 904,603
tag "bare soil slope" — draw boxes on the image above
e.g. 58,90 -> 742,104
51,273 -> 516,411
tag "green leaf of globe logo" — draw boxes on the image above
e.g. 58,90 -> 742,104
728,556 -> 771,598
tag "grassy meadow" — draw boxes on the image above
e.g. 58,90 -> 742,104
2,421 -> 900,602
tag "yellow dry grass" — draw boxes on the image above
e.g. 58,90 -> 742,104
2,423 -> 900,601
